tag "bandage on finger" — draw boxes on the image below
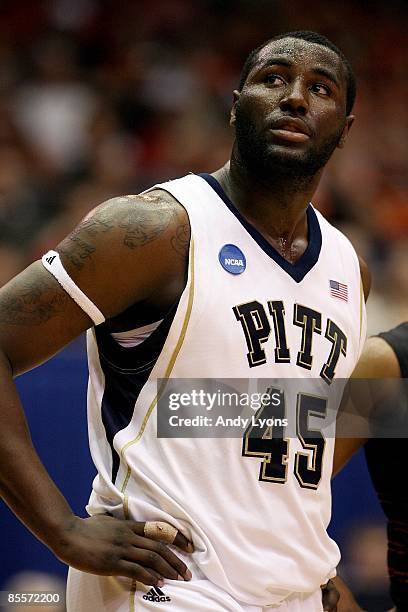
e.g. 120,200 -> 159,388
144,521 -> 178,544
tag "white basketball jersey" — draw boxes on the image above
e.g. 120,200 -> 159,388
76,174 -> 365,607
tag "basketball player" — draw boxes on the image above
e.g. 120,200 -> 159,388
0,31 -> 370,611
333,324 -> 408,612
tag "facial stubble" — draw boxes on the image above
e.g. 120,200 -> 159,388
234,102 -> 345,186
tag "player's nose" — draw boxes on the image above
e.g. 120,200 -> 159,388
279,79 -> 308,115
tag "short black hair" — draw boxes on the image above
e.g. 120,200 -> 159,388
238,30 -> 356,115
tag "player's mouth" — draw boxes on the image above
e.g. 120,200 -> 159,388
269,118 -> 311,143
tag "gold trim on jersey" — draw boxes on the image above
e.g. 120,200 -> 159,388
119,238 -> 195,497
129,580 -> 136,612
123,492 -> 130,518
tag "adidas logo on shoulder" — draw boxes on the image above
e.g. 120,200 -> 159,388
143,586 -> 171,603
45,255 -> 56,265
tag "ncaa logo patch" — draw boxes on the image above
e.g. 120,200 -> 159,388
219,244 -> 246,275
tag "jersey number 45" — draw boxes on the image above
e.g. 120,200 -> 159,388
242,388 -> 327,490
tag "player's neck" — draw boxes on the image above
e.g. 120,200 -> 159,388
214,158 -> 322,242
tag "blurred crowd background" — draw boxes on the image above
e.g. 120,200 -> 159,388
0,0 -> 406,609
0,0 -> 407,334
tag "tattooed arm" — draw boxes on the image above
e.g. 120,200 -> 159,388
2,191 -> 190,374
0,192 -> 193,581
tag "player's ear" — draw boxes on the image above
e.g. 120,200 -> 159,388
230,90 -> 241,126
337,115 -> 355,149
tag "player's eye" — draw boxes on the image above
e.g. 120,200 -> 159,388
311,83 -> 331,96
264,74 -> 285,86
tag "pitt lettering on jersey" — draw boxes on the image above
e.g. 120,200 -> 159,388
233,300 -> 347,384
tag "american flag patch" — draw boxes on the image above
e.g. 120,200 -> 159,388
330,280 -> 348,302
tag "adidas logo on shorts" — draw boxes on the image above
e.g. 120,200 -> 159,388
143,586 -> 171,603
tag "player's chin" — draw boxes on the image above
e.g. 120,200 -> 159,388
265,145 -> 311,166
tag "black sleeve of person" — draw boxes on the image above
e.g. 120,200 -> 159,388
365,322 -> 408,610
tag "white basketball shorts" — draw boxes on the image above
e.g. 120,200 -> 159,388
67,551 -> 323,612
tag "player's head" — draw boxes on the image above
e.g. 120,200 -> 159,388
231,31 -> 356,182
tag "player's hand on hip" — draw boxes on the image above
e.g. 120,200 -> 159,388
52,515 -> 193,586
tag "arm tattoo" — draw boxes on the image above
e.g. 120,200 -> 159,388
119,207 -> 173,249
142,190 -> 190,259
171,221 -> 190,259
58,193 -> 183,270
59,216 -> 114,270
59,234 -> 95,270
0,275 -> 68,326
117,194 -> 174,249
